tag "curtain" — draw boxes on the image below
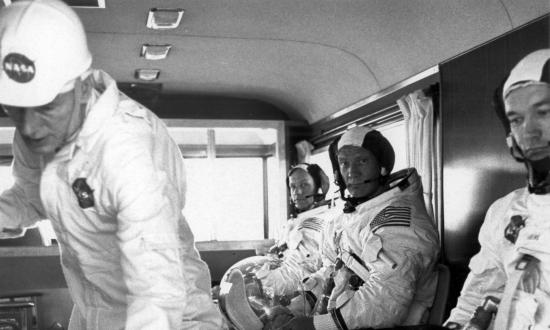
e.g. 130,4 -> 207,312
295,140 -> 314,164
397,90 -> 436,224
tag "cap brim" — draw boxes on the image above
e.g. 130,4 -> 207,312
0,71 -> 61,107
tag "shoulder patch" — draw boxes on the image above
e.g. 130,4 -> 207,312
370,206 -> 411,233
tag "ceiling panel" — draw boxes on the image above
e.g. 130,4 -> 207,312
5,0 -> 546,123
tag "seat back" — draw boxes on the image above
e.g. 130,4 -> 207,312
428,263 -> 451,325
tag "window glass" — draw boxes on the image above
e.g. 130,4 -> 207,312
166,123 -> 285,242
184,157 -> 264,241
0,121 -> 286,244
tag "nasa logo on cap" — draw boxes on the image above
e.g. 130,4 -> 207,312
3,53 -> 35,83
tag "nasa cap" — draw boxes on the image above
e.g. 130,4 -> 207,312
0,0 -> 92,107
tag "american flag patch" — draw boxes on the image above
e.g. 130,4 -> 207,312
370,206 -> 411,233
296,217 -> 323,232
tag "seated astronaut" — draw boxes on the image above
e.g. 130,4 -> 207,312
217,163 -> 336,329
445,49 -> 550,330
257,163 -> 336,298
219,127 -> 440,330
282,126 -> 441,330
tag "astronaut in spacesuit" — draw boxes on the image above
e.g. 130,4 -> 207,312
257,163 -> 336,299
446,49 -> 550,330
282,126 -> 440,330
0,1 -> 222,329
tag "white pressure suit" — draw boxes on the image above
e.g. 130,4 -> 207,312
0,70 -> 223,330
447,188 -> 550,329
310,169 -> 440,330
257,204 -> 338,297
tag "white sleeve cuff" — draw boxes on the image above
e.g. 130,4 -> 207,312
313,313 -> 338,330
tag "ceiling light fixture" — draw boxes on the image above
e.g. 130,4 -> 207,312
146,8 -> 184,30
140,44 -> 172,60
135,69 -> 160,81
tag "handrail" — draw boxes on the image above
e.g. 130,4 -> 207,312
0,239 -> 276,258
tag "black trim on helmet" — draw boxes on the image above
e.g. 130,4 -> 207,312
493,77 -> 510,136
328,138 -> 345,201
361,130 -> 395,175
541,59 -> 550,84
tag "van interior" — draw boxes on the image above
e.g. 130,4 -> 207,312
0,0 -> 549,329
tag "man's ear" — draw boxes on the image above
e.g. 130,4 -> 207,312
381,167 -> 388,176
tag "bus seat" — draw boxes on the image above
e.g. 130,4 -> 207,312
428,263 -> 451,325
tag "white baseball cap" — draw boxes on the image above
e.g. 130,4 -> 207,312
0,0 -> 92,107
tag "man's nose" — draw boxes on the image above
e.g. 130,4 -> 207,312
523,114 -> 541,139
18,109 -> 42,138
347,163 -> 361,177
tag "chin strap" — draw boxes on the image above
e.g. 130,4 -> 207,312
342,195 -> 371,214
341,177 -> 390,213
526,160 -> 550,194
507,135 -> 550,195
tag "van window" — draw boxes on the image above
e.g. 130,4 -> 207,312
185,157 -> 265,240
0,120 -> 287,243
170,123 -> 285,241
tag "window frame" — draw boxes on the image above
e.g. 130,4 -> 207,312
164,119 -> 288,242
0,118 -> 287,250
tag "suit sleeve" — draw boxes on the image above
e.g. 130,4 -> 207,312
0,131 -> 46,238
445,201 -> 507,326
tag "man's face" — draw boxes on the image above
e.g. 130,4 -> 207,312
2,89 -> 76,155
288,168 -> 316,211
337,145 -> 381,198
505,84 -> 550,161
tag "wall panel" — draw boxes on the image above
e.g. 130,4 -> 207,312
440,14 -> 549,314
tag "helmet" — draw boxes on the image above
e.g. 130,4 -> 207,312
0,0 -> 92,107
503,49 -> 550,100
218,256 -> 311,330
287,163 -> 330,202
329,126 -> 394,192
494,49 -> 550,137
493,49 -> 550,194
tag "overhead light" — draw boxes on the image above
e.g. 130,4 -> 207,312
135,69 -> 160,81
146,8 -> 184,30
140,44 -> 172,60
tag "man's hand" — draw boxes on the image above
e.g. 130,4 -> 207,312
281,316 -> 315,330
